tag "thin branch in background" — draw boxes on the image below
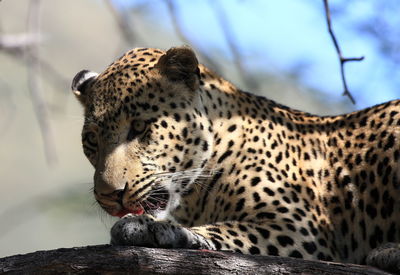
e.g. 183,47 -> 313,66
209,0 -> 259,91
323,0 -> 364,105
0,33 -> 40,52
165,0 -> 220,72
25,0 -> 57,164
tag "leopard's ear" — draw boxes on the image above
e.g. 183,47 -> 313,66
156,46 -> 200,91
71,70 -> 98,105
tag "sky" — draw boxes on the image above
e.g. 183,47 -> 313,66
114,0 -> 400,110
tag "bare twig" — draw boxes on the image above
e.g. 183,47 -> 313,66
323,0 -> 364,104
209,0 -> 259,91
25,0 -> 57,164
0,33 -> 40,52
165,0 -> 220,72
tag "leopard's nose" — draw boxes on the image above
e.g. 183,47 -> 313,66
94,167 -> 127,195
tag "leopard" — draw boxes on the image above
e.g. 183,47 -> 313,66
71,46 -> 400,273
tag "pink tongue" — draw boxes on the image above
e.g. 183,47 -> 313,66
133,208 -> 144,215
115,207 -> 144,217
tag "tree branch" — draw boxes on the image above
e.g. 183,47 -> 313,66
0,245 -> 391,274
323,0 -> 364,104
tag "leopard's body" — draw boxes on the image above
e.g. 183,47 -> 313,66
72,47 -> 400,271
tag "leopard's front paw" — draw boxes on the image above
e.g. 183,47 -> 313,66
366,242 -> 400,273
110,214 -> 214,250
110,214 -> 157,247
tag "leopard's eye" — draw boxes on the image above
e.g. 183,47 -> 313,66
127,120 -> 146,141
82,130 -> 98,166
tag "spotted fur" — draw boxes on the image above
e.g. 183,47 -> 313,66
72,46 -> 400,271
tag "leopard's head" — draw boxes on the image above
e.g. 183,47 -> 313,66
72,47 -> 213,217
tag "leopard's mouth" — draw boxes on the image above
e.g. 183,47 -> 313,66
114,186 -> 170,217
142,187 -> 170,214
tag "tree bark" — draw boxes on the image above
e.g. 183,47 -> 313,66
0,245 -> 392,274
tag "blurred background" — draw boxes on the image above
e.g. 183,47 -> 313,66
0,0 -> 399,257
